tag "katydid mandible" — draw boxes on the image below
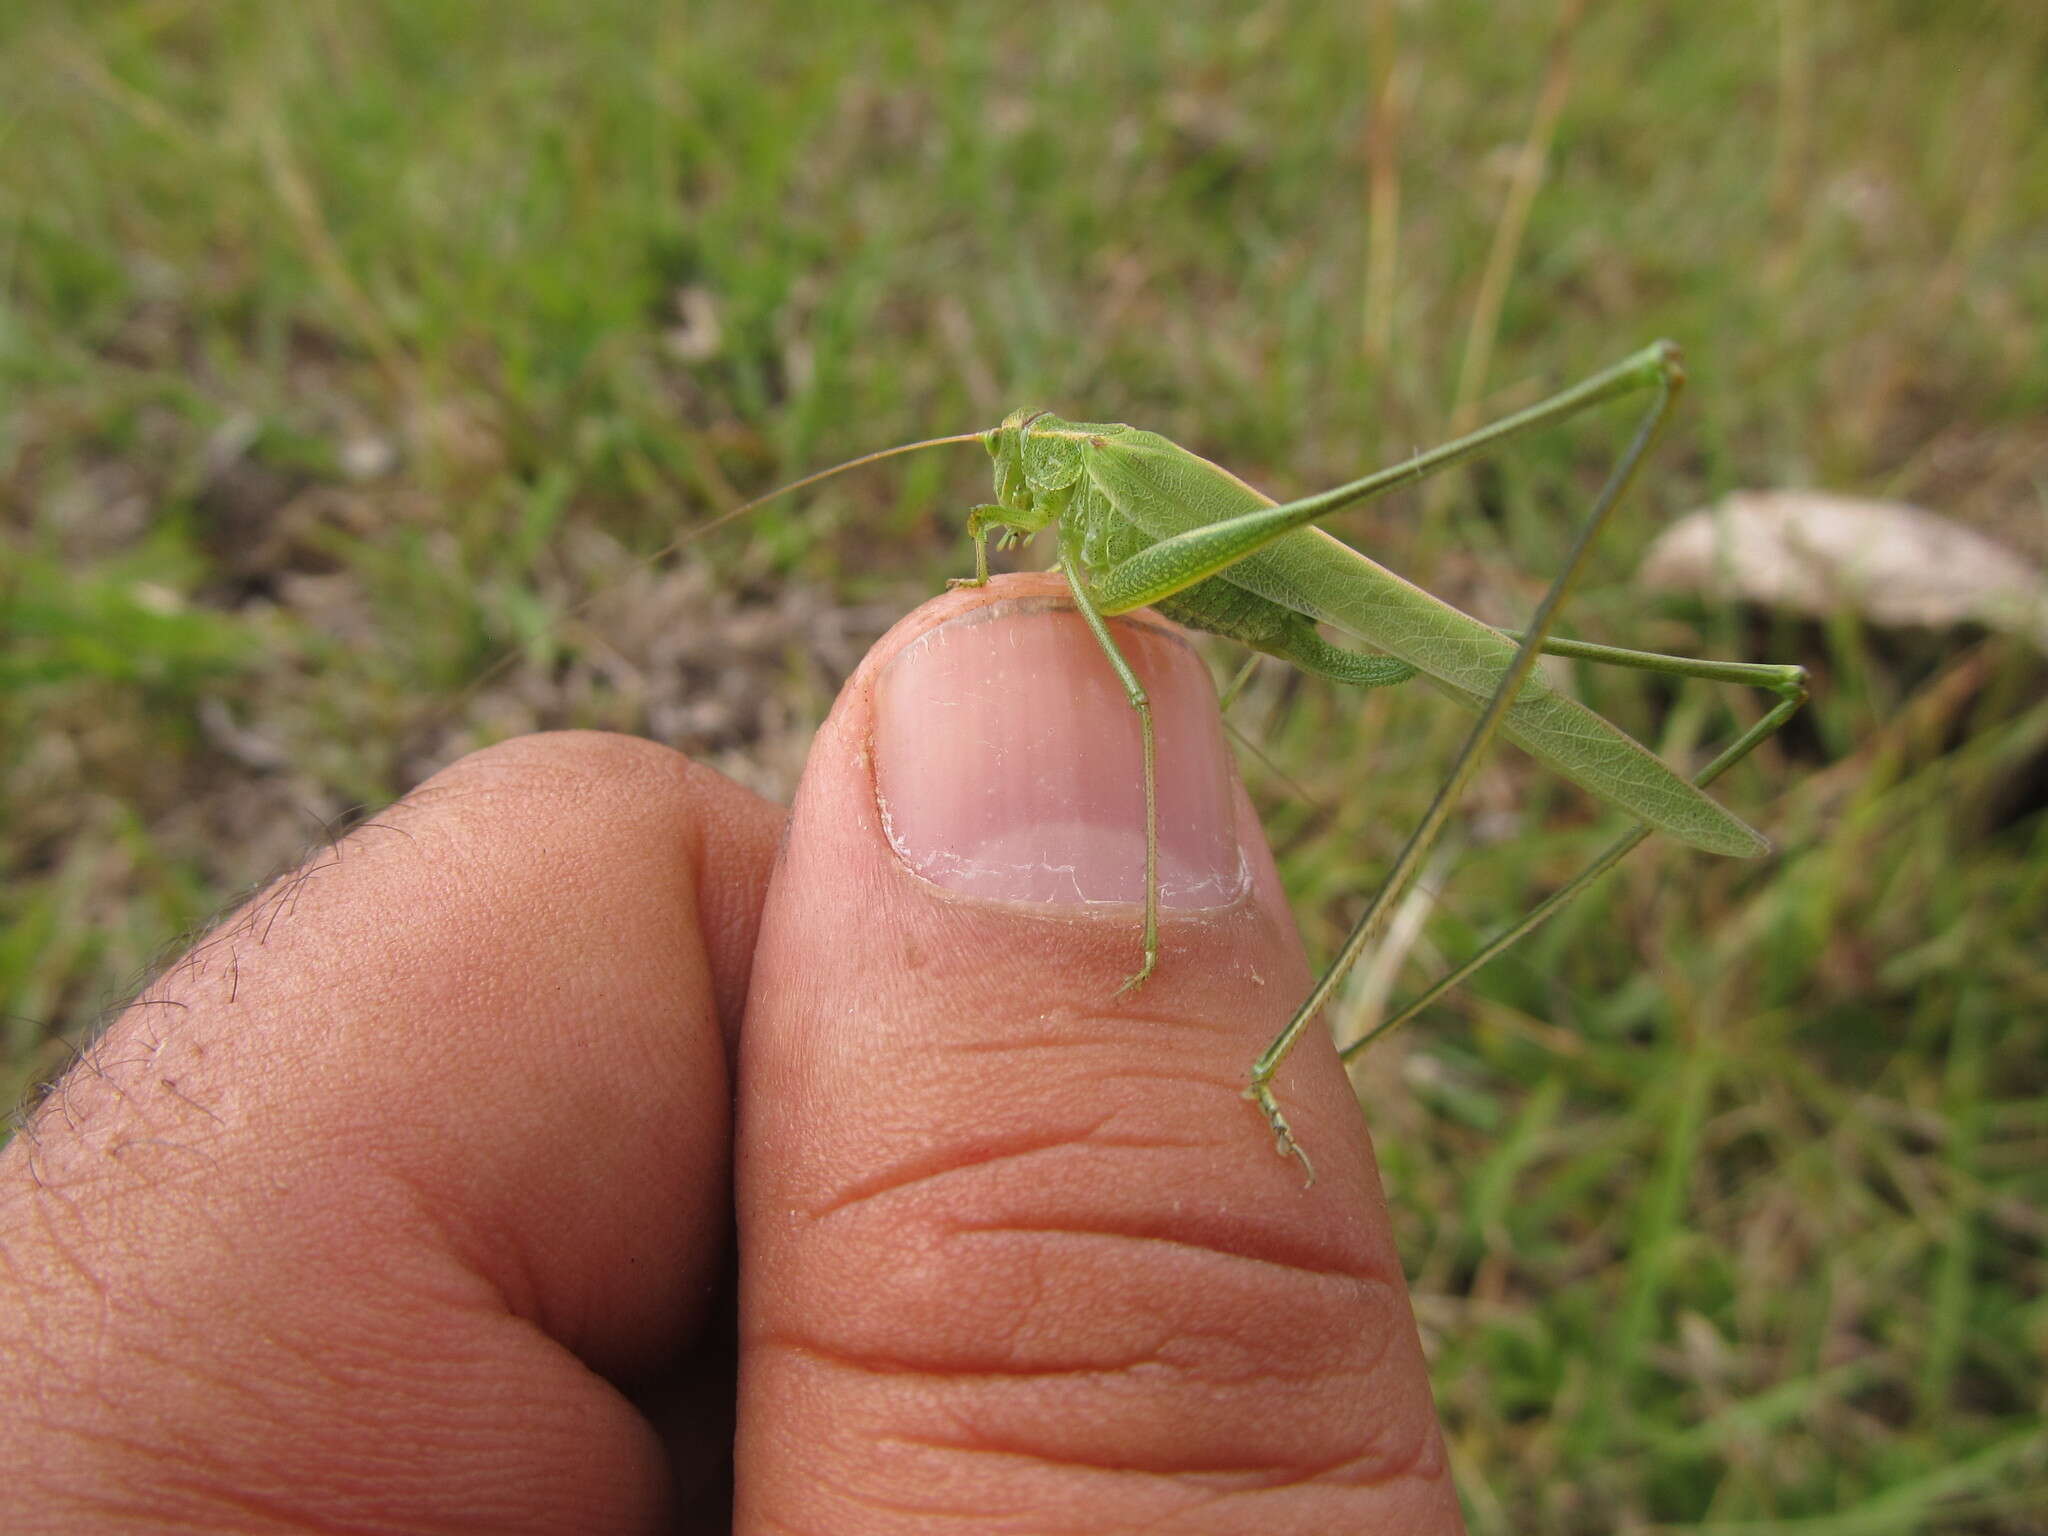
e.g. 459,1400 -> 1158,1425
732,340 -> 1808,1182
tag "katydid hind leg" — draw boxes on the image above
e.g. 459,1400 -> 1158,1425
1245,359 -> 1686,1183
1092,341 -> 1683,618
1084,341 -> 1766,859
1342,654 -> 1807,1054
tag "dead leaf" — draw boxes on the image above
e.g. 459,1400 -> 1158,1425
1639,491 -> 2048,652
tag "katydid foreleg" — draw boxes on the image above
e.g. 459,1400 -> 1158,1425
1056,551 -> 1163,995
952,506 -> 1022,589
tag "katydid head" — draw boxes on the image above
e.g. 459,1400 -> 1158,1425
982,409 -> 1044,514
715,408 -> 1123,568
699,413 -> 1095,566
982,409 -> 1117,523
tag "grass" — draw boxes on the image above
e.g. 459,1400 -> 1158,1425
5,0 -> 2047,1527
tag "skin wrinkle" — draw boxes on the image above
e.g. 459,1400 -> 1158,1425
758,1313 -> 1388,1400
924,1404 -> 1436,1505
143,1429 -> 598,1536
3,1269 -> 111,1427
27,1482 -> 258,1536
801,1006 -> 1321,1226
751,1226 -> 1395,1410
769,1412 -> 1441,1536
798,1114 -> 1392,1294
255,1157 -> 528,1348
767,1279 -> 1403,1487
874,1430 -> 1413,1491
755,1334 -> 1168,1385
1134,1483 -> 1371,1536
944,1028 -> 1173,1055
299,1081 -> 579,1335
807,1115 -> 1140,1221
769,1477 -> 999,1534
794,1127 -> 1388,1288
1015,1007 -> 1245,1039
140,1471 -> 382,1536
30,1380 -> 281,1516
945,1220 -> 1402,1289
79,1272 -> 324,1433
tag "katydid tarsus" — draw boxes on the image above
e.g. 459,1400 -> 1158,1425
712,339 -> 1810,1182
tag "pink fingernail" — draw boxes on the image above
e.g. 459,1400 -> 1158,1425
874,598 -> 1246,908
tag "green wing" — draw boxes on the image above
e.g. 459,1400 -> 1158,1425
1086,431 -> 1769,858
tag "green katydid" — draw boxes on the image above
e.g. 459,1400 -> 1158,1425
722,339 -> 1809,1181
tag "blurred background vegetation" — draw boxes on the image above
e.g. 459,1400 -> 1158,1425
4,0 -> 2045,1528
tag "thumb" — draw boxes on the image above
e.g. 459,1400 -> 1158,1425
735,572 -> 1463,1534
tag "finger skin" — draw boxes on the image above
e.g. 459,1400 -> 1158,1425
0,733 -> 783,1535
736,573 -> 1463,1534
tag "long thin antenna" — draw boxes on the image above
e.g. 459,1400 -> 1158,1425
688,430 -> 988,544
413,429 -> 988,744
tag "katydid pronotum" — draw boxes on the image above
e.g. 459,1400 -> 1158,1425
725,339 -> 1809,1182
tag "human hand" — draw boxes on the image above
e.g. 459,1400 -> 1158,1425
0,572 -> 1464,1533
